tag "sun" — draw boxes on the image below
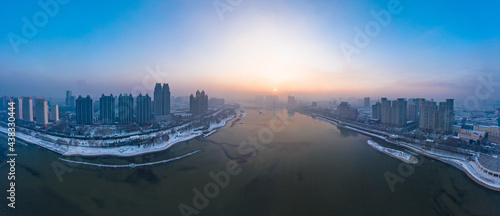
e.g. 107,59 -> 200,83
273,88 -> 277,92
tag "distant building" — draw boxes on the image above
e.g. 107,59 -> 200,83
375,98 -> 407,127
76,95 -> 94,124
380,98 -> 392,125
12,97 -> 23,120
136,93 -> 152,122
190,90 -> 208,115
49,103 -> 59,122
255,95 -> 264,106
372,102 -> 381,120
436,99 -> 454,134
265,95 -> 278,107
419,99 -> 454,134
35,98 -> 48,126
458,130 -> 485,141
419,100 -> 437,132
443,99 -> 455,133
312,102 -> 318,107
489,133 -> 500,144
1,96 -> 10,111
100,94 -> 115,124
154,83 -> 171,121
391,98 -> 407,127
22,97 -> 33,122
208,97 -> 225,108
287,95 -> 297,108
408,98 -> 424,121
364,97 -> 370,108
118,94 -> 134,123
408,103 -> 418,122
337,102 -> 358,120
65,90 -> 75,108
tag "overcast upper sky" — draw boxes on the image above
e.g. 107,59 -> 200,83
1,0 -> 499,101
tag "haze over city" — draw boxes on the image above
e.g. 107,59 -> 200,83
1,0 -> 499,101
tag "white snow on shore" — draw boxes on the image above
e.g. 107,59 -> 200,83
367,140 -> 418,164
308,114 -> 500,191
0,113 -> 235,157
59,150 -> 200,168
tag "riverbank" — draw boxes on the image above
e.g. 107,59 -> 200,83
0,113 -> 236,157
367,140 -> 418,164
309,113 -> 500,192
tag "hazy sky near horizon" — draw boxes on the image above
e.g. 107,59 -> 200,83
1,0 -> 499,101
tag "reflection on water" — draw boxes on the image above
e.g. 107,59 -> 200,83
1,109 -> 500,216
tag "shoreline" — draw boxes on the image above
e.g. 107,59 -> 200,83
367,140 -> 418,164
309,113 -> 500,192
0,113 -> 236,157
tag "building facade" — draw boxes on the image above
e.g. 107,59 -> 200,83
372,101 -> 381,120
209,97 -> 225,108
50,103 -> 59,122
380,98 -> 392,125
35,98 -> 48,126
12,97 -> 23,120
190,90 -> 208,116
118,94 -> 134,123
65,90 -> 75,108
22,97 -> 33,122
100,94 -> 115,124
76,95 -> 94,124
136,93 -> 152,122
391,98 -> 407,127
154,83 -> 171,121
418,99 -> 454,134
364,97 -> 370,108
337,102 -> 358,120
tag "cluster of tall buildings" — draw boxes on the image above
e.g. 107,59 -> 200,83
208,97 -> 225,108
3,83 -> 224,126
190,90 -> 208,116
74,83 -> 170,125
255,95 -> 279,107
371,97 -> 454,134
372,98 -> 408,127
337,102 -> 358,120
1,96 -> 58,126
419,99 -> 454,134
77,92 -> 156,125
75,83 -> 219,124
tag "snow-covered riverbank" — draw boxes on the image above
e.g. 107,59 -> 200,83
59,150 -> 201,168
0,113 -> 235,157
310,113 -> 500,191
367,140 -> 418,164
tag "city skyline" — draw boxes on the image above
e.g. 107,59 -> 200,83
1,0 -> 499,101
2,1 -> 500,215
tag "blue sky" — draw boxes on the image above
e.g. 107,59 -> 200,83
1,0 -> 499,101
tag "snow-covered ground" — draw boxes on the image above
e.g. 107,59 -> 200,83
59,150 -> 201,168
367,140 -> 418,164
0,113 -> 235,157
